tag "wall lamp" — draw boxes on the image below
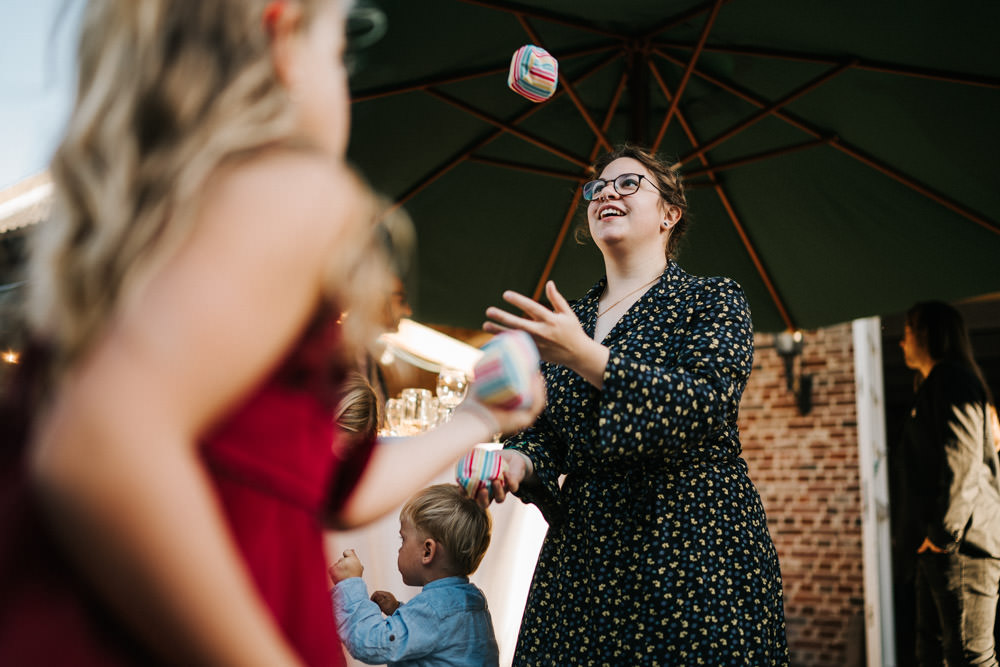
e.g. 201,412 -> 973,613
775,330 -> 813,415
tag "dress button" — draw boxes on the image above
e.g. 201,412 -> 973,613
389,634 -> 395,641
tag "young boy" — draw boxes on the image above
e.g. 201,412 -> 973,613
330,484 -> 499,666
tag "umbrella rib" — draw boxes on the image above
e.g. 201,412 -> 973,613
515,15 -> 612,152
457,0 -> 736,44
425,89 -> 589,168
651,0 -> 724,153
677,60 -> 854,167
352,44 -> 615,102
465,156 -> 583,181
826,145 -> 1000,235
649,61 -> 797,331
455,0 -> 624,38
641,0 -> 732,40
391,107 -> 553,210
682,138 -> 833,178
390,51 -> 621,208
655,48 -> 1000,235
656,41 -> 1000,90
531,72 -> 630,301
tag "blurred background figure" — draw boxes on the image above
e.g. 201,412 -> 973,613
359,198 -> 416,422
897,300 -> 1000,666
362,273 -> 413,415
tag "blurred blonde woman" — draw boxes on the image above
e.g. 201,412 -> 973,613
0,1 -> 542,665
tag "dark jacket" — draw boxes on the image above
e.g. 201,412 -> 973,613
900,360 -> 1000,557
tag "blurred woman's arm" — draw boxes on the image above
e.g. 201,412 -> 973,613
31,156 -> 354,666
330,384 -> 544,529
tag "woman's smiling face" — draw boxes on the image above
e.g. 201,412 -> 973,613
587,157 -> 668,251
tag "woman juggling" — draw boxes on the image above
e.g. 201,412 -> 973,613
484,144 -> 789,665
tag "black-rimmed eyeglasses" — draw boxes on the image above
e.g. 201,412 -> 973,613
582,173 -> 665,201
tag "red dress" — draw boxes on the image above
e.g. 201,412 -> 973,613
0,308 -> 373,665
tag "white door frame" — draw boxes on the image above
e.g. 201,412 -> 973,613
853,316 -> 896,667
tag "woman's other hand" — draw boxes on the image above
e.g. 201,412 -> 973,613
484,281 -> 590,369
485,281 -> 609,387
477,449 -> 534,508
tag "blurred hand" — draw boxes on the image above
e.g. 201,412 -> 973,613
329,548 -> 363,583
484,281 -> 592,369
480,373 -> 546,436
370,590 -> 401,616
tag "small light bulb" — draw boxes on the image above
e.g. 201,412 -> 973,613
2,350 -> 20,365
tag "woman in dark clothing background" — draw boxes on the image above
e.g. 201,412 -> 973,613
898,300 -> 1000,666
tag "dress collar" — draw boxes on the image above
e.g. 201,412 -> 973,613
580,260 -> 685,331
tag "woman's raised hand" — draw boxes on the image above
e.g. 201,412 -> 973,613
484,280 -> 592,369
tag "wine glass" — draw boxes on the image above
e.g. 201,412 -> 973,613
400,387 -> 433,434
384,398 -> 404,436
436,368 -> 469,421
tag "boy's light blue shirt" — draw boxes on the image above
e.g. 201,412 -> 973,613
333,575 -> 499,667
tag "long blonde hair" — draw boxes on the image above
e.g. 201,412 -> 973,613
26,0 -> 384,375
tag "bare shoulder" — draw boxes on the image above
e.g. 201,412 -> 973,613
199,149 -> 365,251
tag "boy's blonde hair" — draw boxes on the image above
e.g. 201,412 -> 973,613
400,484 -> 492,576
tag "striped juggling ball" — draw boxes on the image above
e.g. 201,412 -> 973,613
507,44 -> 558,102
456,448 -> 508,499
471,330 -> 540,410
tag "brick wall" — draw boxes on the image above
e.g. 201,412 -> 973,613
739,323 -> 866,667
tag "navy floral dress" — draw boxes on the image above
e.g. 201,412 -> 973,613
506,261 -> 789,666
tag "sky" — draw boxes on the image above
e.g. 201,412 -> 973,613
0,1 -> 83,190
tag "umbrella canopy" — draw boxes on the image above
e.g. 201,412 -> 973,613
347,0 -> 1000,333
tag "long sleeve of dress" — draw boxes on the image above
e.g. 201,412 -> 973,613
505,410 -> 567,524
504,274 -> 754,520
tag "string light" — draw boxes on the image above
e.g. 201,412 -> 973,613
2,349 -> 19,365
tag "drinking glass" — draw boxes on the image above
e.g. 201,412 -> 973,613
384,397 -> 404,436
436,368 -> 469,422
400,387 -> 433,434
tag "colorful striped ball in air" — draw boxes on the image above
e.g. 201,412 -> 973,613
471,330 -> 540,410
507,44 -> 558,102
456,448 -> 508,500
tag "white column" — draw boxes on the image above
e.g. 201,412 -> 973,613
852,317 -> 896,667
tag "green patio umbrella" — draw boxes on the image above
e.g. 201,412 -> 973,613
346,0 -> 1000,333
